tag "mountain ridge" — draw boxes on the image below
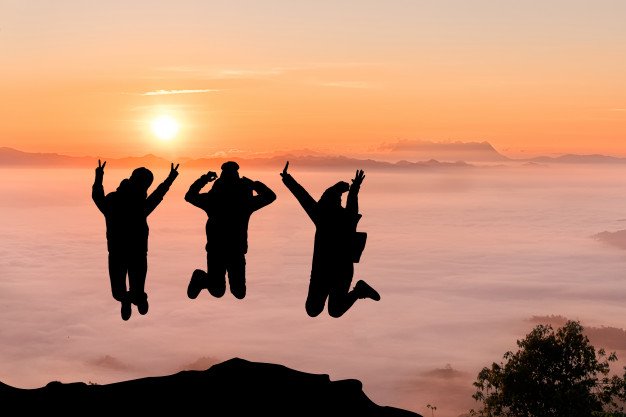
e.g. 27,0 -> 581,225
0,357 -> 421,416
4,145 -> 626,170
378,139 -> 510,162
0,146 -> 472,170
529,154 -> 626,164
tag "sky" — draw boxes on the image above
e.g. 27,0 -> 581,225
1,0 -> 626,158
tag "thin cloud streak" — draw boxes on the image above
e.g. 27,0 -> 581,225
317,81 -> 376,89
154,63 -> 383,79
142,89 -> 219,96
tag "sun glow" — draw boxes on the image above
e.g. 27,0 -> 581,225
151,116 -> 179,141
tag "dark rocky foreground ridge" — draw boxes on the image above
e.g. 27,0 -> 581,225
0,357 -> 421,416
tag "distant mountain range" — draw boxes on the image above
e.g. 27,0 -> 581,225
528,154 -> 626,164
0,147 -> 170,168
0,147 -> 472,170
2,144 -> 626,170
0,357 -> 420,416
377,140 -> 626,164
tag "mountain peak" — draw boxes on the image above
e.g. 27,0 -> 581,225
379,140 -> 510,162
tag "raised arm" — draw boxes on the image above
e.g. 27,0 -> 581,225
280,162 -> 317,223
146,163 -> 179,215
249,179 -> 277,212
92,159 -> 107,214
184,170 -> 217,209
346,169 -> 364,216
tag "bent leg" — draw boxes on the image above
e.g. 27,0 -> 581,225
108,253 -> 128,302
305,273 -> 330,317
227,253 -> 246,299
207,250 -> 226,298
327,265 -> 357,318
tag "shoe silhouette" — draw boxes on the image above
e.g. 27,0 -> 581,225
354,280 -> 381,301
121,298 -> 132,321
187,269 -> 207,299
137,297 -> 149,315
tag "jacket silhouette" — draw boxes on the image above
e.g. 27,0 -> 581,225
280,162 -> 379,318
185,161 -> 276,299
92,160 -> 179,320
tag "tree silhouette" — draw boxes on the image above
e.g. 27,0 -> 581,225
471,320 -> 626,417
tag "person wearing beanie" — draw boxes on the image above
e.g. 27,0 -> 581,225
280,161 -> 380,318
185,161 -> 276,300
92,160 -> 179,320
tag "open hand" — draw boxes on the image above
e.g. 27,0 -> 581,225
95,159 -> 106,175
280,161 -> 289,178
351,169 -> 365,187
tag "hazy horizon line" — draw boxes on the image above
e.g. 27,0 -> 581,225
4,141 -> 626,158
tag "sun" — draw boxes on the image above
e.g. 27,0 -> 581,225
151,115 -> 179,141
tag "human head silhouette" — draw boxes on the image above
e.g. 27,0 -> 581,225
129,167 -> 154,191
220,161 -> 240,184
318,181 -> 349,208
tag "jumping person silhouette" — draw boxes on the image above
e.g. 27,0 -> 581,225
185,161 -> 276,300
280,161 -> 380,318
92,160 -> 179,320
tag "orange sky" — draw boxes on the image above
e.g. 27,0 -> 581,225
1,1 -> 625,158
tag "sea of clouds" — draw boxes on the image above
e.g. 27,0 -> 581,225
2,165 -> 626,416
